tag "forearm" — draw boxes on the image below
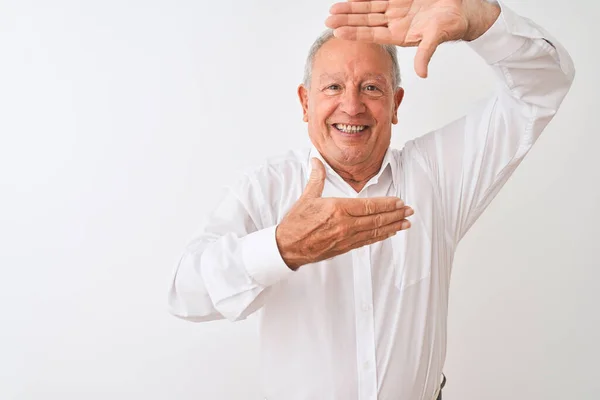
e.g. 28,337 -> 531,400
169,227 -> 293,322
168,174 -> 295,322
462,3 -> 575,228
469,1 -> 575,111
413,2 -> 575,246
462,0 -> 501,42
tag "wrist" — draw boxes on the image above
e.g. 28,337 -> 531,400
275,224 -> 305,271
462,0 -> 501,42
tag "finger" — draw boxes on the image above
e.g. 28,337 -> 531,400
330,1 -> 388,15
333,26 -> 394,44
302,158 -> 326,198
343,197 -> 404,216
414,29 -> 444,78
353,206 -> 414,232
361,218 -> 410,239
353,231 -> 397,250
326,13 -> 388,28
342,218 -> 411,250
340,218 -> 408,247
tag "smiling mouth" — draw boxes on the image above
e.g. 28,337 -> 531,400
332,123 -> 369,134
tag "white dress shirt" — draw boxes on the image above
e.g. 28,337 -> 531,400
168,2 -> 575,399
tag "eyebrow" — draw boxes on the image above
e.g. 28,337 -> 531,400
318,73 -> 344,84
363,73 -> 388,84
318,73 -> 389,85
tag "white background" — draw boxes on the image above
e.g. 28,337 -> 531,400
1,0 -> 598,399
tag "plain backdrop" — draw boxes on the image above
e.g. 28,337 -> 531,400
1,0 -> 598,399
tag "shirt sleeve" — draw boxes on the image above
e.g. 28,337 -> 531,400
408,0 -> 575,248
168,172 -> 294,322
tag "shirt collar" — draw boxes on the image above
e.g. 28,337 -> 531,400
306,145 -> 398,190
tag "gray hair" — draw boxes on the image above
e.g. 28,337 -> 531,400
302,29 -> 401,89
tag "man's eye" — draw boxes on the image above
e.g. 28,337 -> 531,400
326,84 -> 341,91
365,85 -> 379,92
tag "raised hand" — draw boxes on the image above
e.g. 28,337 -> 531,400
325,0 -> 500,78
275,158 -> 414,270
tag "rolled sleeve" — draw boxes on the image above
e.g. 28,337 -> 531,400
241,225 -> 294,287
468,1 -> 575,81
467,2 -> 529,64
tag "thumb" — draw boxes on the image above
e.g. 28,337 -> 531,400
414,30 -> 441,78
303,158 -> 326,198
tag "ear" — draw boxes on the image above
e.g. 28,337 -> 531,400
298,84 -> 309,123
391,87 -> 405,125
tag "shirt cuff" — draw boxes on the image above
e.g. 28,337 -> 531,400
467,1 -> 529,65
241,225 -> 294,287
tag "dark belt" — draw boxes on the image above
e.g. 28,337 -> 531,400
436,374 -> 447,400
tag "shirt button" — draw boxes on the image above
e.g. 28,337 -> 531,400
362,303 -> 371,312
363,361 -> 370,370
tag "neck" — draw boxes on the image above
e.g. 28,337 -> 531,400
347,176 -> 374,192
325,153 -> 387,193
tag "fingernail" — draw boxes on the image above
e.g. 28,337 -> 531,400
402,220 -> 411,229
396,200 -> 404,209
405,207 -> 414,216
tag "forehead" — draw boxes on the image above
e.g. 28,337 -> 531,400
312,38 -> 392,84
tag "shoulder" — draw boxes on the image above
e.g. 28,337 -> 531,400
388,141 -> 420,169
230,148 -> 310,193
392,132 -> 446,171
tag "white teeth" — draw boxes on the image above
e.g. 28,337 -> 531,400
335,124 -> 367,133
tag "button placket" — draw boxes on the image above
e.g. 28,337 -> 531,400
352,241 -> 378,400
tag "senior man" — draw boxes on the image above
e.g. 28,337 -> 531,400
168,0 -> 575,399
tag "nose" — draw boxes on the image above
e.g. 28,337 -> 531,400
339,87 -> 366,116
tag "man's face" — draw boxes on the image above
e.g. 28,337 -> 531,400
298,38 -> 404,169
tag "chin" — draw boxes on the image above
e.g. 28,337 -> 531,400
335,146 -> 371,166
